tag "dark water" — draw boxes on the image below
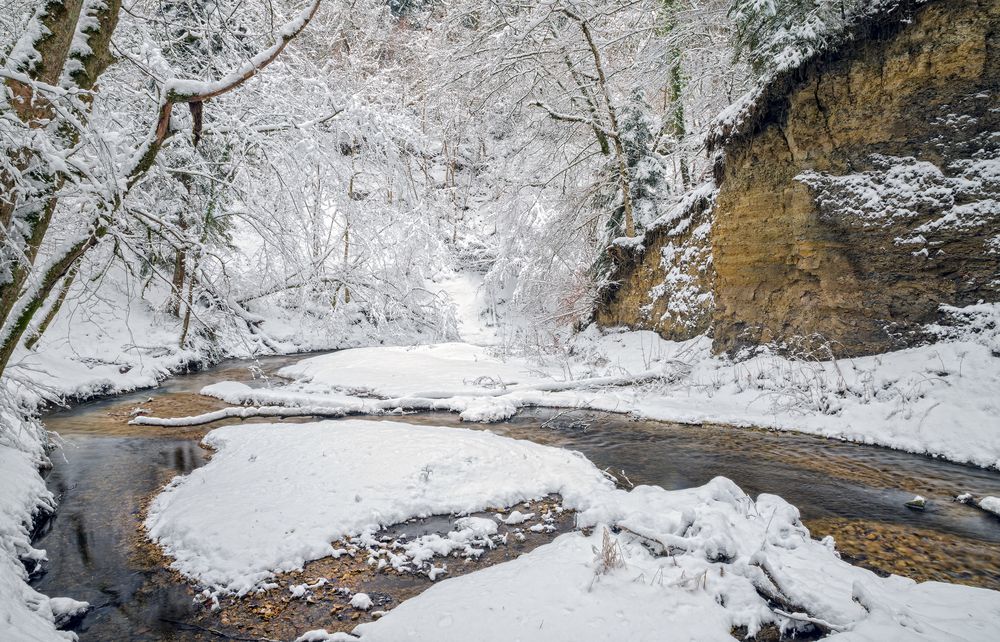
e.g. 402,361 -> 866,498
30,354 -> 308,641
29,355 -> 1000,640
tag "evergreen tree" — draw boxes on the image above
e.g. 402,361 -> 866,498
619,89 -> 668,230
729,0 -> 863,76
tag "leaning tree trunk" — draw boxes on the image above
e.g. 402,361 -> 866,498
0,0 -> 121,373
564,9 -> 635,237
24,264 -> 79,351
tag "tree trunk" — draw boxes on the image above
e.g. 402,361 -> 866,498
567,11 -> 635,237
0,0 -> 121,370
0,229 -> 103,373
171,247 -> 188,317
178,270 -> 198,349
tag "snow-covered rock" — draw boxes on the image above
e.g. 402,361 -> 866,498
349,593 -> 373,611
979,496 -> 1000,517
48,597 -> 90,628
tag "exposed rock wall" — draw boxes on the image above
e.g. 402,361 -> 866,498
598,0 -> 999,357
595,188 -> 714,341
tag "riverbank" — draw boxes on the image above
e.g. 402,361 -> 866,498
183,326 -> 1000,470
5,320 -> 1000,640
0,293 -> 355,642
144,416 -> 1000,642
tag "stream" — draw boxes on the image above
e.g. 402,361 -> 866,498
29,354 -> 1000,640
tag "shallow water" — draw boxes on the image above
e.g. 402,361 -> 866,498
29,354 -> 1000,640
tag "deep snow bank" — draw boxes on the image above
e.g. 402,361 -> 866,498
200,327 -> 1000,469
0,422 -> 79,641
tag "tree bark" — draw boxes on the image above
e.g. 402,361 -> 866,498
0,0 -> 121,345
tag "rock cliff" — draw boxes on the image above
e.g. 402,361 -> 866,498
598,0 -> 999,357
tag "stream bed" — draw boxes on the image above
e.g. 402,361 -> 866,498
29,355 -> 1000,640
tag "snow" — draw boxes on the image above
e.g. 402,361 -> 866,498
349,593 -> 373,611
48,597 -> 90,628
498,510 -> 533,525
796,154 -> 1000,252
385,516 -> 500,577
0,443 -> 75,641
434,271 -> 497,345
352,530 -> 749,642
144,419 -> 611,594
189,323 -> 1000,470
276,342 -> 543,399
979,496 -> 1000,517
295,477 -> 1000,642
159,0 -> 321,101
0,262 -> 444,640
140,413 -> 1000,640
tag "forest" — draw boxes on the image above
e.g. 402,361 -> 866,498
1,0 -> 999,640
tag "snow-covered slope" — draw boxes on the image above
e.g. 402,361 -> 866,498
0,422 -> 80,641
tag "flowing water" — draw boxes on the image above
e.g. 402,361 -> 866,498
28,354 -> 1000,640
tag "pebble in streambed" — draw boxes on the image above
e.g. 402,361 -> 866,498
182,496 -> 574,641
805,517 -> 1000,589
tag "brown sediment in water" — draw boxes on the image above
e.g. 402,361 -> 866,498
804,517 -> 1000,589
47,390 -> 324,439
47,392 -> 231,439
564,415 -> 975,499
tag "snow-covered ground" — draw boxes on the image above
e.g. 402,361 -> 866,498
433,271 -> 498,345
303,522 -> 1000,641
188,322 -> 1000,470
5,269 -> 999,640
141,416 -> 1000,641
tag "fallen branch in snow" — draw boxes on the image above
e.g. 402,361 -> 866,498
129,405 -> 351,426
518,368 -> 679,393
748,557 -> 845,635
771,608 -> 849,633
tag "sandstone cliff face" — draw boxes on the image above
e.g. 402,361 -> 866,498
599,0 -> 1000,357
595,188 -> 714,341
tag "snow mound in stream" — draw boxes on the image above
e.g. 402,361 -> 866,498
144,420 -> 611,595
312,478 -> 1000,642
